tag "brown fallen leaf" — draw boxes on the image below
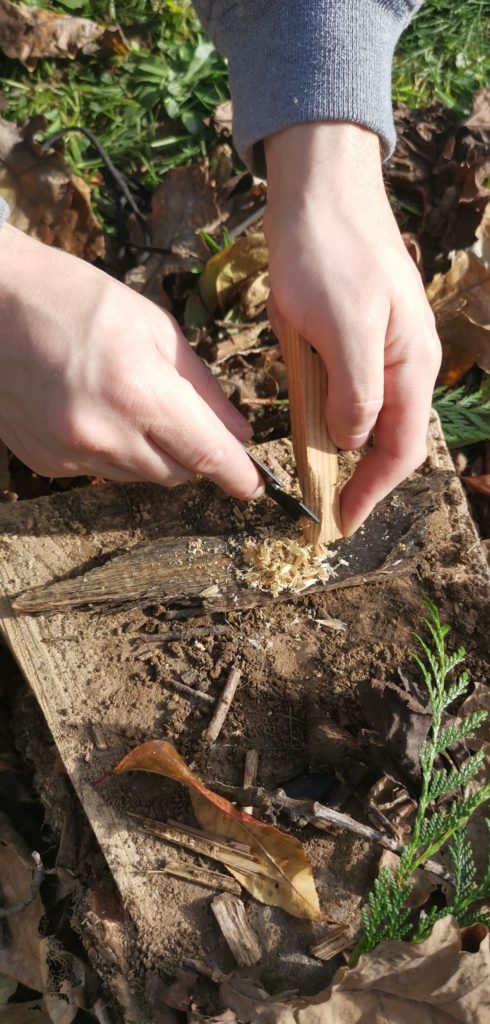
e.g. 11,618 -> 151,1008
463,474 -> 490,497
0,115 -> 105,261
240,269 -> 270,319
199,233 -> 269,313
115,740 -> 321,921
0,811 -> 45,991
358,676 -> 432,782
427,250 -> 490,384
0,0 -> 103,70
150,162 -> 221,275
238,916 -> 490,1024
458,683 -> 490,749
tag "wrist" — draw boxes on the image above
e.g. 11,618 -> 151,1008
264,122 -> 384,205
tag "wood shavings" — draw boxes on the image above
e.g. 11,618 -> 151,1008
240,535 -> 337,597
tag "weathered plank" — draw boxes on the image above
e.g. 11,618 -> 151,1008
0,425 -> 488,997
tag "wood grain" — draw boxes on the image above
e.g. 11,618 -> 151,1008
282,323 -> 341,544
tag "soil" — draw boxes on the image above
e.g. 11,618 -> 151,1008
0,416 -> 489,1019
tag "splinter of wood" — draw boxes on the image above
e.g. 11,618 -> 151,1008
281,322 -> 341,544
242,749 -> 259,815
211,893 -> 261,966
205,666 -> 242,744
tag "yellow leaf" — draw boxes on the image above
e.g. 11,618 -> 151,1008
115,740 -> 321,921
199,233 -> 269,313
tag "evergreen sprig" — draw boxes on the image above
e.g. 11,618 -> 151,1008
355,598 -> 490,959
433,385 -> 490,448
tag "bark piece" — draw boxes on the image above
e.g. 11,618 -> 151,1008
211,893 -> 261,966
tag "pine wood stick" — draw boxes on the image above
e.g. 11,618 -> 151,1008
281,322 -> 341,544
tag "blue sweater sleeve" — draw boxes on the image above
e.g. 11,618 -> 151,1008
192,1 -> 422,175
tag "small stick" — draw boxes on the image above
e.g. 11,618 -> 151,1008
147,860 -> 242,895
205,666 -> 242,743
242,749 -> 259,815
210,785 -> 454,885
281,322 -> 341,544
169,679 -> 215,708
211,893 -> 261,966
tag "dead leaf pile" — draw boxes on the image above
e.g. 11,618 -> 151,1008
388,89 -> 490,266
0,0 -> 104,70
427,249 -> 490,385
0,115 -> 104,260
115,739 -> 321,920
212,917 -> 490,1024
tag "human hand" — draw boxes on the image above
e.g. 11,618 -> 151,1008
264,122 -> 441,536
0,226 -> 264,500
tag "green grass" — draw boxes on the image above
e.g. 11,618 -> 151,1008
0,0 -> 487,187
0,0 -> 228,185
393,0 -> 489,113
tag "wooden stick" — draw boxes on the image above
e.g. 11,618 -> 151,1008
211,893 -> 261,966
204,666 -> 242,744
281,322 -> 341,545
311,926 -> 354,962
210,786 -> 454,885
242,749 -> 259,815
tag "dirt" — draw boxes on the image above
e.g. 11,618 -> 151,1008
0,416 -> 488,1018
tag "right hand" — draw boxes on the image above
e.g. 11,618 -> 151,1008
0,226 -> 264,499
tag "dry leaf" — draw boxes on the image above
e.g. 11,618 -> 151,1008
115,740 -> 321,920
458,683 -> 490,748
0,812 -> 45,991
240,269 -> 270,318
0,116 -> 104,261
463,475 -> 490,497
473,203 -> 490,267
357,676 -> 432,782
427,250 -> 490,384
150,162 -> 221,274
199,233 -> 269,313
243,917 -> 490,1024
378,849 -> 437,910
0,0 -> 103,70
464,88 -> 490,133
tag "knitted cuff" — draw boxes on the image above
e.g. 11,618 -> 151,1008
0,197 -> 10,232
194,0 -> 421,177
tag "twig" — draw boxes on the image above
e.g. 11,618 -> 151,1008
205,666 -> 242,743
211,784 -> 454,885
168,678 -> 215,708
0,851 -> 44,918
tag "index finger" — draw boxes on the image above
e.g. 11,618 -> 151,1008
147,366 -> 265,502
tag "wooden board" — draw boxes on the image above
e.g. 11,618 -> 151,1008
12,438 -> 433,615
0,423 -> 488,1001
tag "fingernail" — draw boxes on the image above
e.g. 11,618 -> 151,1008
250,483 -> 265,500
